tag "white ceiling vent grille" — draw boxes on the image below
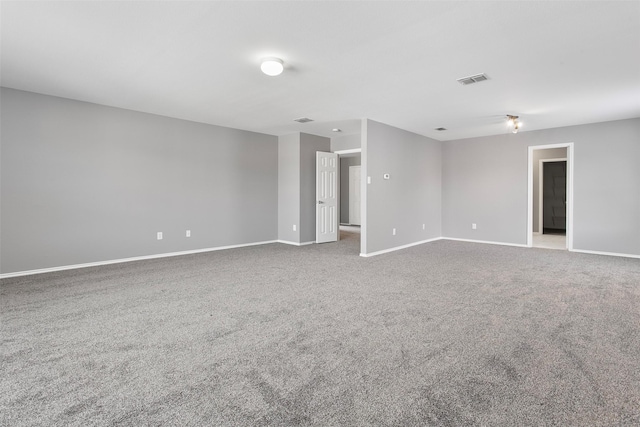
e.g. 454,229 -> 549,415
457,73 -> 488,85
293,117 -> 314,123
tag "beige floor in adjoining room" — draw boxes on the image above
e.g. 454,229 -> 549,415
533,232 -> 567,250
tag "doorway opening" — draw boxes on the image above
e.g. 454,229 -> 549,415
527,143 -> 574,250
541,159 -> 567,235
537,158 -> 567,249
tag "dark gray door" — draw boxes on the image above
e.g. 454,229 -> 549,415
543,161 -> 566,233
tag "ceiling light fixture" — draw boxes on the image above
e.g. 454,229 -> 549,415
260,57 -> 284,76
332,128 -> 341,132
506,115 -> 522,134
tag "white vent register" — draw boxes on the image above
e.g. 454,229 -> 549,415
457,73 -> 488,85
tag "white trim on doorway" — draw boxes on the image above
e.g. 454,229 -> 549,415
360,120 -> 368,257
334,148 -> 362,253
348,165 -> 362,225
334,148 -> 362,155
527,143 -> 574,250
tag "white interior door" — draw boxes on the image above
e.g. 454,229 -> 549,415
349,165 -> 361,225
316,152 -> 338,243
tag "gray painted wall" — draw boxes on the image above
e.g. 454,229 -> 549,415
3,89 -> 637,274
442,118 -> 640,256
277,133 -> 300,243
532,147 -> 567,233
299,133 -> 331,243
1,88 -> 278,274
340,155 -> 361,223
362,119 -> 442,254
442,135 -> 526,244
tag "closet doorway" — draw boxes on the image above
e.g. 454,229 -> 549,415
527,143 -> 574,250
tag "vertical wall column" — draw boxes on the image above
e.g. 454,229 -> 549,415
277,132 -> 330,245
361,119 -> 443,256
277,134 -> 301,244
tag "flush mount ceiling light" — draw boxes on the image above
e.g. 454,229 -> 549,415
260,57 -> 284,76
332,128 -> 342,132
506,115 -> 522,134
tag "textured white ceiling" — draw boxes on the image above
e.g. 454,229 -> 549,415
2,1 -> 639,140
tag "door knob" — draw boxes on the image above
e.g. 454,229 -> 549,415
318,200 -> 324,204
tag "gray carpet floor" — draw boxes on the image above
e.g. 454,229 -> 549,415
2,229 -> 639,426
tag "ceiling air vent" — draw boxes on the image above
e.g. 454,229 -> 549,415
456,73 -> 488,85
294,117 -> 314,123
435,127 -> 447,131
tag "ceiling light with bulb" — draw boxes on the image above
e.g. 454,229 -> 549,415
506,115 -> 522,134
260,57 -> 284,76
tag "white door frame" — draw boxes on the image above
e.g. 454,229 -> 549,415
334,148 -> 362,156
349,165 -> 362,225
335,147 -> 363,253
334,148 -> 362,228
538,157 -> 567,235
527,143 -> 574,250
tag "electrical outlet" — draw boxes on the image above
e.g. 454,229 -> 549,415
367,176 -> 371,184
472,223 -> 477,230
392,228 -> 396,236
157,232 -> 163,240
186,230 -> 191,237
422,224 -> 425,230
293,224 -> 297,231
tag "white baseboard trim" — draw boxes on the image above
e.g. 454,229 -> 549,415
441,237 -> 529,248
0,240 -> 279,279
360,237 -> 443,257
442,238 -> 640,258
277,240 -> 314,246
570,248 -> 640,259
